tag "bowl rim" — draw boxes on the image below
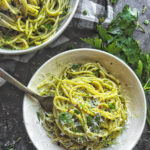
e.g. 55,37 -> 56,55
0,0 -> 79,55
23,48 -> 147,150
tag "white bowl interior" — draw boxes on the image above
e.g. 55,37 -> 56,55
0,0 -> 79,55
23,49 -> 146,150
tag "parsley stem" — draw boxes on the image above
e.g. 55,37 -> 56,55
137,22 -> 146,33
145,93 -> 150,126
144,78 -> 150,90
142,5 -> 147,14
147,102 -> 150,116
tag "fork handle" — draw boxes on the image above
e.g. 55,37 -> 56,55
0,68 -> 42,100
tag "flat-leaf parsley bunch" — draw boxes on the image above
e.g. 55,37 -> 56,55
82,5 -> 150,125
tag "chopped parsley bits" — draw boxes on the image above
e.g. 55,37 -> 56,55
83,10 -> 87,15
110,0 -> 118,4
59,112 -> 73,124
45,24 -> 53,30
142,5 -> 147,14
63,10 -> 67,16
80,103 -> 85,109
74,109 -> 80,114
5,36 -> 10,42
87,115 -> 93,125
108,103 -> 115,110
144,19 -> 149,25
72,64 -> 82,70
94,69 -> 100,76
74,127 -> 80,133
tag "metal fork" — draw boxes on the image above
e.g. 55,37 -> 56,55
0,68 -> 53,112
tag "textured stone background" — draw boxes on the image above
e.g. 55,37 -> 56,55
0,0 -> 150,149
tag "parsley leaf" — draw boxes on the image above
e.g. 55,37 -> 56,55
81,37 -> 102,49
81,37 -> 94,47
63,10 -> 68,16
142,5 -> 147,14
110,0 -> 118,4
135,60 -> 143,79
59,112 -> 73,124
72,64 -> 81,70
74,127 -> 81,133
93,37 -> 102,49
81,5 -> 148,83
87,115 -> 93,126
108,103 -> 115,110
104,41 -> 121,55
93,69 -> 100,76
74,109 -> 80,114
5,36 -> 10,42
45,24 -> 53,30
97,25 -> 112,42
144,79 -> 150,91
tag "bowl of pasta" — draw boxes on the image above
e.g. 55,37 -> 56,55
23,48 -> 146,150
0,0 -> 79,55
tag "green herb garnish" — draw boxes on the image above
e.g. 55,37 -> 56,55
59,112 -> 73,124
87,115 -> 93,125
81,5 -> 149,82
108,103 -> 115,110
5,36 -> 10,42
94,69 -> 100,76
142,5 -> 147,14
74,109 -> 80,114
45,24 -> 53,30
74,127 -> 80,133
63,10 -> 68,16
144,19 -> 149,25
81,37 -> 102,49
144,79 -> 150,91
83,10 -> 87,16
72,64 -> 81,70
81,5 -> 150,125
110,0 -> 118,4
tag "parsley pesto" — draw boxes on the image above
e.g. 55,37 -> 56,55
37,63 -> 127,150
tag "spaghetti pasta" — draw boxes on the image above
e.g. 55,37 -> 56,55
38,63 -> 127,150
0,0 -> 70,50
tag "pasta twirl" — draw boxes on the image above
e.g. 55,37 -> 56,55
38,63 -> 127,150
0,0 -> 70,50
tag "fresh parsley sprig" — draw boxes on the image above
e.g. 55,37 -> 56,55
81,5 -> 150,125
110,0 -> 118,4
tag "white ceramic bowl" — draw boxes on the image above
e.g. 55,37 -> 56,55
0,0 -> 79,55
23,48 -> 146,150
